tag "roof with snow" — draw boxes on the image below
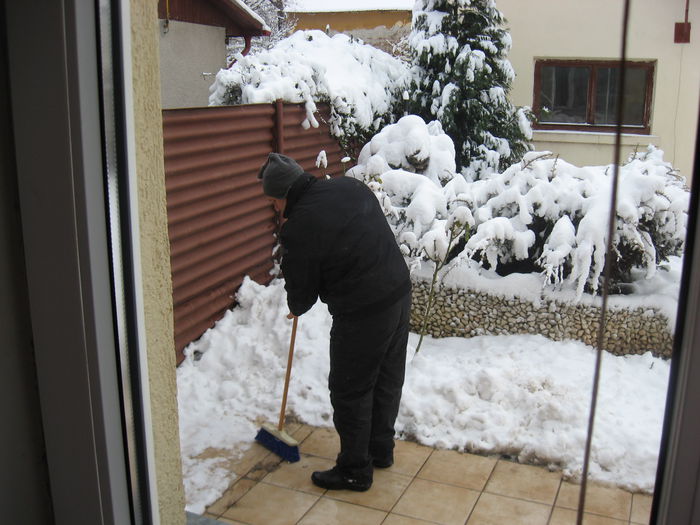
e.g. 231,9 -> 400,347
286,0 -> 413,13
158,0 -> 271,36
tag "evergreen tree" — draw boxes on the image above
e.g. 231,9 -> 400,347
408,0 -> 532,178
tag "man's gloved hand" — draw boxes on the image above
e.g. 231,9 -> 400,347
287,312 -> 296,320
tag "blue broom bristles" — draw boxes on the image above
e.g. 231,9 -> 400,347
255,424 -> 300,463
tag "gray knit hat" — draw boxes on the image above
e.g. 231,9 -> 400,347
257,153 -> 304,199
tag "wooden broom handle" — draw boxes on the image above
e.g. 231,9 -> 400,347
278,315 -> 298,431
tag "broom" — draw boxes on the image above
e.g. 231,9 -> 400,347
254,315 -> 301,462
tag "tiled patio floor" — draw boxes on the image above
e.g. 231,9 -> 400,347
201,423 -> 652,525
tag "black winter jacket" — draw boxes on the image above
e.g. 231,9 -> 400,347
280,173 -> 410,317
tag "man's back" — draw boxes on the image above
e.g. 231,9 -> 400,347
281,174 -> 410,317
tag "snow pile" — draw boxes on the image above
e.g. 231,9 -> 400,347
350,117 -> 688,300
348,115 -> 474,264
177,278 -> 333,513
456,147 -> 688,298
349,114 -> 457,186
178,277 -> 670,512
402,333 -> 668,489
209,30 -> 409,141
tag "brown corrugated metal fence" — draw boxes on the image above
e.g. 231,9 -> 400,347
163,102 -> 348,363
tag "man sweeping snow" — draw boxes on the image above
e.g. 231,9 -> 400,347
258,152 -> 411,492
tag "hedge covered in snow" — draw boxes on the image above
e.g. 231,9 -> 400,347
209,30 -> 409,152
349,115 -> 689,299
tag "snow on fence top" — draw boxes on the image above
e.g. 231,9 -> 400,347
286,0 -> 413,12
209,30 -> 409,140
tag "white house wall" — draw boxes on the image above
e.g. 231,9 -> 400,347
158,19 -> 226,109
497,0 -> 699,180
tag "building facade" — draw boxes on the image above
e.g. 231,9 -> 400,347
497,0 -> 699,179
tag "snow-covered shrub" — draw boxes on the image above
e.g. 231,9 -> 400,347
210,30 -> 410,155
351,114 -> 688,300
453,146 -> 688,298
347,115 -> 474,267
408,0 -> 533,178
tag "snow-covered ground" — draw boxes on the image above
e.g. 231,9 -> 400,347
178,276 -> 672,514
189,9 -> 685,516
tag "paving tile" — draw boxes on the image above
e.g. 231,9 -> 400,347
388,440 -> 434,477
548,506 -> 628,524
299,427 -> 340,460
221,482 -> 319,525
418,449 -> 496,491
556,481 -> 632,521
297,497 -> 387,525
630,492 -> 652,524
393,478 -> 479,525
284,421 -> 303,435
200,425 -> 646,525
216,517 -> 248,525
206,477 -> 257,517
262,454 -> 335,495
466,492 -> 551,525
327,468 -> 412,511
192,447 -> 247,485
292,424 -> 316,444
383,514 -> 438,525
484,460 -> 561,505
228,442 -> 273,478
246,451 -> 285,481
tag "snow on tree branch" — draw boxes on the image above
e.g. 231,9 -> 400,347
407,0 -> 533,178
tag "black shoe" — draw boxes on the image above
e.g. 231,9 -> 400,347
311,467 -> 372,492
372,455 -> 394,468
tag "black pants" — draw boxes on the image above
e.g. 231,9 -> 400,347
328,292 -> 411,478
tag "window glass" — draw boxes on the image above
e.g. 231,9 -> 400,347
596,67 -> 647,126
539,65 -> 590,124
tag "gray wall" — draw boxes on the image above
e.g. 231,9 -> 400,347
158,19 -> 227,109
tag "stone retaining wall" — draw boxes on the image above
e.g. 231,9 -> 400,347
409,280 -> 673,358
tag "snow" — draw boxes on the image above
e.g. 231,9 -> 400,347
179,10 -> 688,516
209,30 -> 409,138
175,115 -> 685,516
230,0 -> 271,32
286,0 -> 413,13
349,115 -> 688,303
178,277 -> 671,513
176,121 -> 684,515
315,149 -> 327,169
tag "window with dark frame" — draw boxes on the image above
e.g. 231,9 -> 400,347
533,60 -> 655,135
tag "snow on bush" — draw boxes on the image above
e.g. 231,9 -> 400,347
209,30 -> 409,152
407,0 -> 533,178
350,116 -> 689,299
458,147 -> 689,297
347,115 -> 474,265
